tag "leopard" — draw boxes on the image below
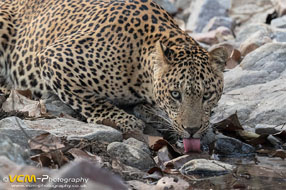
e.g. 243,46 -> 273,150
0,0 -> 228,141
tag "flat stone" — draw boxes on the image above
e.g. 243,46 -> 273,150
107,142 -> 155,171
24,118 -> 123,143
0,117 -> 46,148
179,159 -> 235,178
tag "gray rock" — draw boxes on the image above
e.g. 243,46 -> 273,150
0,117 -> 46,148
214,136 -> 256,156
236,24 -> 272,43
123,138 -> 151,155
24,118 -> 122,143
203,16 -> 235,32
239,30 -> 272,56
212,43 -> 286,128
273,30 -> 286,42
153,0 -> 177,14
271,15 -> 286,28
107,142 -> 155,171
186,0 -> 229,33
236,23 -> 286,43
179,159 -> 235,178
224,43 -> 286,91
0,136 -> 30,164
229,0 -> 274,34
255,124 -> 286,135
43,95 -> 77,117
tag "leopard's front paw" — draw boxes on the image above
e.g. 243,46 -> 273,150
117,115 -> 145,133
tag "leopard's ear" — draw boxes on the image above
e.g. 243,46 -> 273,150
153,41 -> 171,77
209,46 -> 228,73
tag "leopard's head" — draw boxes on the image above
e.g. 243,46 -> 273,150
153,41 -> 228,139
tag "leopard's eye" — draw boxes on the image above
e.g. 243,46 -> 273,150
203,92 -> 212,100
170,91 -> 181,100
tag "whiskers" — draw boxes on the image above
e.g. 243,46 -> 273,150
139,104 -> 179,137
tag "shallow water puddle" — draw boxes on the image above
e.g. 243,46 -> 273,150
189,156 -> 286,189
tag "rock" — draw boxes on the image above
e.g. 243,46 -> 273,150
190,26 -> 234,45
214,136 -> 256,156
271,15 -> 286,28
235,24 -> 272,43
123,138 -> 151,155
235,23 -> 286,44
203,16 -> 235,32
156,176 -> 190,190
226,43 -> 286,90
255,124 -> 286,135
239,30 -> 272,56
229,0 -> 274,33
43,94 -> 77,117
0,136 -> 30,165
24,118 -> 122,143
0,117 -> 46,148
153,0 -> 177,15
107,142 -> 155,171
186,0 -> 229,33
179,159 -> 235,178
272,0 -> 286,17
212,43 -> 286,127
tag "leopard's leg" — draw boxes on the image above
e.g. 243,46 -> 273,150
37,41 -> 145,133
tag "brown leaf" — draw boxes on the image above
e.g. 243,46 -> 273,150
29,132 -> 65,152
213,113 -> 244,140
2,90 -> 47,117
68,148 -> 103,166
31,150 -> 69,168
257,149 -> 286,160
16,89 -> 32,99
214,113 -> 244,132
226,49 -> 241,69
270,149 -> 286,160
147,135 -> 164,148
150,139 -> 169,151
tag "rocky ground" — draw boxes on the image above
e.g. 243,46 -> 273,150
1,0 -> 286,189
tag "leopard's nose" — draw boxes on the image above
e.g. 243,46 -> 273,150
184,127 -> 200,137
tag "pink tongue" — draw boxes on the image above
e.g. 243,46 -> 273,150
183,138 -> 201,153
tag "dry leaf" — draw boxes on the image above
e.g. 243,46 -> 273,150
16,89 -> 32,99
68,148 -> 103,166
2,90 -> 47,117
31,150 -> 69,168
29,132 -> 65,152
